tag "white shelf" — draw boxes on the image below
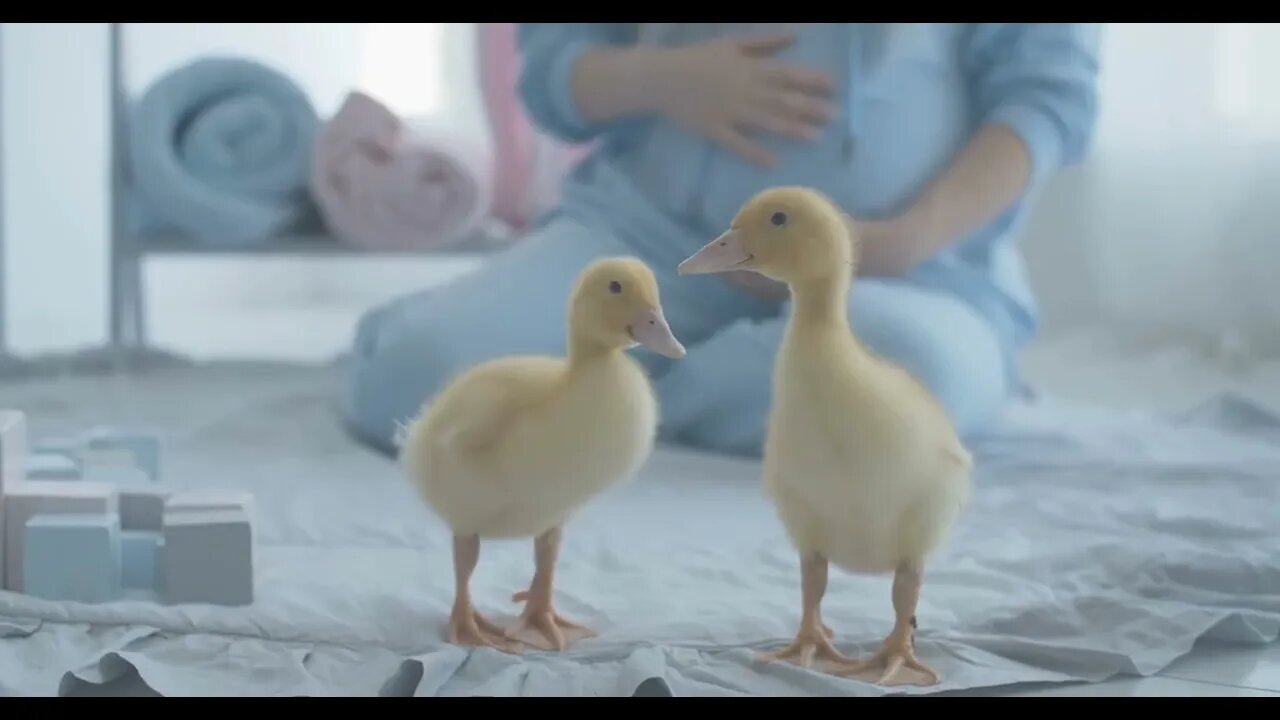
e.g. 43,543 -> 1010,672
132,231 -> 500,259
105,24 -> 502,353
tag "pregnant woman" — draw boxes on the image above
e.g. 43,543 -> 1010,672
342,23 -> 1102,457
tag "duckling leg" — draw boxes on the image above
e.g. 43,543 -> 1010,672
756,552 -> 850,668
448,534 -> 519,651
505,526 -> 597,651
835,562 -> 939,687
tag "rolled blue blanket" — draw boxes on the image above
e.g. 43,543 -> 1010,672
127,57 -> 319,248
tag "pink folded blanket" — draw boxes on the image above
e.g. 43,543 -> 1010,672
311,91 -> 486,252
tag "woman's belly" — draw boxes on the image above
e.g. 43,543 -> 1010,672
606,23 -> 974,239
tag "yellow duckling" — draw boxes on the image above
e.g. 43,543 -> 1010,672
678,187 -> 971,687
400,257 -> 686,653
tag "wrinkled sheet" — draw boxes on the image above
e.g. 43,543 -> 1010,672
0,360 -> 1277,696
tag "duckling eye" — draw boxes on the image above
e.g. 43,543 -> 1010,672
609,281 -> 622,294
771,211 -> 788,227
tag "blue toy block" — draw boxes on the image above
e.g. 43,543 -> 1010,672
23,513 -> 122,603
121,530 -> 163,591
84,430 -> 160,483
26,453 -> 82,481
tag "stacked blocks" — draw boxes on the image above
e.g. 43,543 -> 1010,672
24,513 -> 122,603
105,464 -> 169,595
1,410 -> 257,606
5,481 -> 118,592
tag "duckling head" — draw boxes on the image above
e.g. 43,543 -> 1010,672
677,186 -> 854,285
569,257 -> 686,359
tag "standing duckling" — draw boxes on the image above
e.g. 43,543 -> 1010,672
400,257 -> 686,652
678,187 -> 971,687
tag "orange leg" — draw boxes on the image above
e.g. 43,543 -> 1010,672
835,563 -> 939,687
447,534 -> 519,652
757,552 -> 850,668
505,527 -> 597,651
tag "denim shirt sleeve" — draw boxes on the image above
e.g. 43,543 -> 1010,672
516,23 -> 641,143
961,23 -> 1103,187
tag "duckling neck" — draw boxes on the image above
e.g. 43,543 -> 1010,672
567,331 -> 622,371
790,272 -> 850,329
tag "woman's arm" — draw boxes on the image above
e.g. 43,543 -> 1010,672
569,45 -> 670,126
857,23 -> 1103,278
516,23 -> 644,143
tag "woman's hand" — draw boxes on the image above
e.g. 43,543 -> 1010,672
650,33 -> 836,167
848,214 -> 932,278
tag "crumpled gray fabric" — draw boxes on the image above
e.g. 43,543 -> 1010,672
0,360 -> 1277,696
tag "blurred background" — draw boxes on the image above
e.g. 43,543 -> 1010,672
2,22 -> 1279,412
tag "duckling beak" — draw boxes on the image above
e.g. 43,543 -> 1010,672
628,306 -> 686,359
677,230 -> 751,275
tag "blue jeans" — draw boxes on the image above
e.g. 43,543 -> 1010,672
342,213 -> 1010,457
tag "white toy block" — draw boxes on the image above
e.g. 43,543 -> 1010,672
83,429 -> 160,483
26,453 -> 82,481
121,530 -> 163,591
0,410 -> 29,594
166,489 -> 254,518
163,507 -> 253,606
1,410 -> 28,488
23,513 -> 122,603
4,481 -> 118,592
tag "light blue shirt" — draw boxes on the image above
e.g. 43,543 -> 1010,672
516,23 -> 1102,355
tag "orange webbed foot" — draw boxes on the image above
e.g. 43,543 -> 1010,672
756,619 -> 851,669
448,605 -> 522,653
504,590 -> 597,651
833,629 -> 939,687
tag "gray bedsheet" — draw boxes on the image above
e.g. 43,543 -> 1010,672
0,359 -> 1277,696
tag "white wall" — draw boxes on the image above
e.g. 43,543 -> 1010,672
1021,23 -> 1280,357
2,23 -> 110,353
4,23 -> 1280,362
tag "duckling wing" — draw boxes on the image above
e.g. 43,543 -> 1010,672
793,347 -> 970,480
426,356 -> 566,454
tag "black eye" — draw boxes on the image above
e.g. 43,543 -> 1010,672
609,281 -> 622,294
771,211 -> 787,227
